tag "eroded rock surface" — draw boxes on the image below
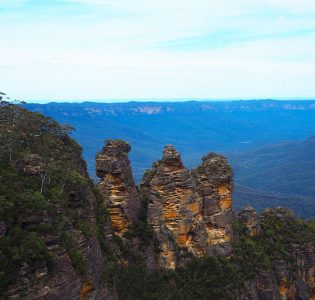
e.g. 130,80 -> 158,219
192,152 -> 234,256
268,209 -> 315,300
238,207 -> 315,300
94,141 -> 315,299
238,206 -> 262,237
141,146 -> 233,268
141,145 -> 203,268
96,140 -> 141,235
4,169 -> 114,300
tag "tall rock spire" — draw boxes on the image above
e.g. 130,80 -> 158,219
96,140 -> 141,235
192,153 -> 234,256
141,145 -> 202,269
141,145 -> 234,268
96,141 -> 233,268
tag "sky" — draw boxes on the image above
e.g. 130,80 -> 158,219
1,0 -> 315,102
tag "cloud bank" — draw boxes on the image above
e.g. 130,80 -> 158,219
0,0 -> 315,101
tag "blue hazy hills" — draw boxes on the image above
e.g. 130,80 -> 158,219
26,100 -> 315,218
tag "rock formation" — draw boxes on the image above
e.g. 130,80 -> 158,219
238,206 -> 262,237
265,208 -> 315,300
191,152 -> 234,255
238,207 -> 315,300
4,162 -> 113,300
141,145 -> 233,268
141,145 -> 203,268
96,140 -> 141,235
94,140 -> 315,299
2,120 -> 315,300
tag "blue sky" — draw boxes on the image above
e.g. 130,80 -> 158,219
1,0 -> 315,102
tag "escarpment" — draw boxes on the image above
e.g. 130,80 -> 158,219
238,207 -> 315,300
0,104 -> 114,299
3,104 -> 314,300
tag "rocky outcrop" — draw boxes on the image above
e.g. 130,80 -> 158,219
1,141 -> 115,299
4,128 -> 314,299
4,178 -> 114,300
141,145 -> 233,269
191,152 -> 234,256
269,210 -> 315,300
141,145 -> 203,268
238,207 -> 315,300
238,206 -> 262,237
5,233 -> 108,300
94,140 -> 315,299
96,140 -> 141,235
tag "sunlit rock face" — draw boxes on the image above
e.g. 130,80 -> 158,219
96,140 -> 141,235
141,145 -> 204,269
141,146 -> 234,269
191,153 -> 234,256
96,141 -> 315,300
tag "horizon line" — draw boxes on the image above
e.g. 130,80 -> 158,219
25,97 -> 315,104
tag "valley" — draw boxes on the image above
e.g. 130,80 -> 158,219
27,100 -> 315,217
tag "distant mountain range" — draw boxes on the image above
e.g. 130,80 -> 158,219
231,135 -> 315,218
26,100 -> 315,217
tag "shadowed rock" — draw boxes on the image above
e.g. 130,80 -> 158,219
238,206 -> 261,237
96,140 -> 141,235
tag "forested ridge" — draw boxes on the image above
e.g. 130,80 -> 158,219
0,100 -> 314,299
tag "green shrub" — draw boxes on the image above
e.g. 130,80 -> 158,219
61,232 -> 87,275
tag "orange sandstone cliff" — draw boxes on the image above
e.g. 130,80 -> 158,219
141,145 -> 233,269
96,140 -> 315,300
96,140 -> 141,236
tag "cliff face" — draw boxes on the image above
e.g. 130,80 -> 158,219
191,152 -> 233,255
95,142 -> 234,270
1,101 -> 314,300
141,145 -> 204,269
3,153 -> 112,300
96,140 -> 141,236
141,145 -> 233,269
238,207 -> 315,300
0,104 -> 115,299
95,140 -> 315,299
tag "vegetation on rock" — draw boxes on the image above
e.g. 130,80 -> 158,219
0,102 -> 92,295
0,101 -> 314,299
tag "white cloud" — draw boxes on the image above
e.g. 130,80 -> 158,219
0,0 -> 315,100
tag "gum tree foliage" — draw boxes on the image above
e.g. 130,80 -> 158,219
0,92 -> 76,190
0,96 -> 88,293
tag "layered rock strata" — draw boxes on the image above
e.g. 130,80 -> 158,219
94,140 -> 315,299
191,152 -> 234,256
238,206 -> 262,237
96,140 -> 141,235
5,162 -> 113,299
238,207 -> 315,300
141,145 -> 233,268
141,145 -> 203,269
